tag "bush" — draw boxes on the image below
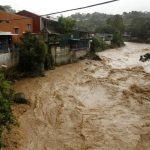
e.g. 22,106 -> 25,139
107,15 -> 125,47
111,31 -> 124,47
90,37 -> 107,53
0,71 -> 14,148
18,32 -> 48,75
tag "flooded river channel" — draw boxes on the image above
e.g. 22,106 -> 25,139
4,42 -> 150,150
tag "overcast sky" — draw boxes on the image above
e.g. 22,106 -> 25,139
0,0 -> 149,16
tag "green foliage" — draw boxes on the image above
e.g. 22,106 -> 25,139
124,12 -> 150,42
58,16 -> 76,34
111,31 -> 124,47
19,32 -> 48,74
107,15 -> 125,33
90,37 -> 107,53
71,12 -> 113,32
0,71 -> 14,148
95,24 -> 113,34
107,15 -> 125,47
0,5 -> 16,12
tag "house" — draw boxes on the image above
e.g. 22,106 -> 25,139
0,11 -> 32,35
68,30 -> 91,59
17,10 -> 59,34
95,33 -> 113,41
0,11 -> 33,46
0,11 -> 32,67
17,10 -> 91,64
70,30 -> 91,50
0,32 -> 18,67
44,30 -> 92,64
17,10 -> 91,50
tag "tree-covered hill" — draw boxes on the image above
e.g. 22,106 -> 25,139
70,12 -> 113,32
70,11 -> 150,42
70,11 -> 150,32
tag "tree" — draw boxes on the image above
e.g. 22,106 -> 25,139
107,15 -> 125,46
71,12 -> 113,32
127,17 -> 150,42
18,32 -> 48,75
58,16 -> 76,34
95,24 -> 113,34
0,5 -> 16,13
123,11 -> 150,43
90,37 -> 107,53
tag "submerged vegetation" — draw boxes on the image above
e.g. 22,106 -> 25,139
90,37 -> 108,53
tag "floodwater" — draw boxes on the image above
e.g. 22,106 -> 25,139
4,42 -> 150,150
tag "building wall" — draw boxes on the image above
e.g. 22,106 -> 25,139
0,52 -> 18,67
0,11 -> 33,35
40,17 -> 60,33
17,10 -> 40,33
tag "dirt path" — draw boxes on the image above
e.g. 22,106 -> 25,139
4,42 -> 150,150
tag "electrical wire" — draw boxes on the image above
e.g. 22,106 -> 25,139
0,0 -> 120,21
42,0 -> 119,16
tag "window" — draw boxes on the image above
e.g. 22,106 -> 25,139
26,24 -> 31,30
0,20 -> 10,23
14,28 -> 19,34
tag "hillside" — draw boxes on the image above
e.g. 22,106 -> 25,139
70,11 -> 150,33
70,12 -> 113,32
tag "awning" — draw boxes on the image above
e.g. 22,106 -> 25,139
0,32 -> 18,36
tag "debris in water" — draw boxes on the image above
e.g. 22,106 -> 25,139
139,53 -> 150,62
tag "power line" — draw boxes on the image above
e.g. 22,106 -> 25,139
0,0 -> 120,21
42,0 -> 119,16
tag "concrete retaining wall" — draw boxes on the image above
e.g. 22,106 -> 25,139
51,46 -> 71,65
74,48 -> 89,59
52,47 -> 89,65
0,48 -> 89,68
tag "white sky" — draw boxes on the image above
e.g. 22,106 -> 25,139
0,0 -> 149,17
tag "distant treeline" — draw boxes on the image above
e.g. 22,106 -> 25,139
70,11 -> 150,43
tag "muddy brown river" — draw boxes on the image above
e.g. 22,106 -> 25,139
3,42 -> 150,150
